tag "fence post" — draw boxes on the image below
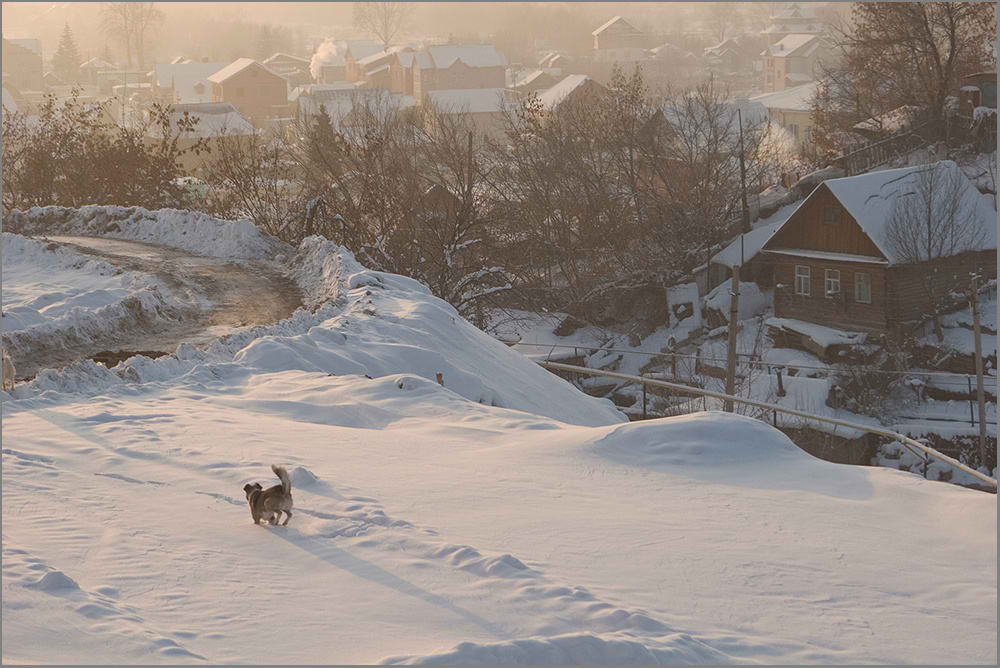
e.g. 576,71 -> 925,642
725,265 -> 741,412
968,377 -> 975,426
642,382 -> 647,420
436,372 -> 444,387
970,277 -> 988,466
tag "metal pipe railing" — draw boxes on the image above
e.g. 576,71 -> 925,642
538,360 -> 998,488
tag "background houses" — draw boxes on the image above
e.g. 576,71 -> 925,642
208,58 -> 290,126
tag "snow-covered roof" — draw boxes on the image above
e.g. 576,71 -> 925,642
264,52 -> 309,65
536,74 -> 594,111
513,70 -> 553,88
712,219 -> 786,269
2,87 -> 17,114
357,45 -> 410,67
8,38 -> 41,56
772,6 -> 817,20
366,63 -> 390,76
81,57 -> 115,69
207,58 -> 259,84
767,249 -> 888,264
156,102 -> 256,138
343,41 -> 384,63
592,15 -> 640,36
799,161 -> 996,264
764,34 -> 821,58
153,62 -> 226,103
751,82 -> 821,112
428,88 -> 508,114
428,45 -> 505,69
853,105 -> 923,133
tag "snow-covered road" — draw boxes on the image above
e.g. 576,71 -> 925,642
4,235 -> 302,379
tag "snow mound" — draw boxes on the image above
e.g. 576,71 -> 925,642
594,412 -> 800,470
4,206 -> 288,260
380,631 -> 735,665
7,236 -> 623,427
26,570 -> 81,592
704,279 -> 771,323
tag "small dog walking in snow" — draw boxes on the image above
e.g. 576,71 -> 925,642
2,348 -> 15,393
243,465 -> 294,526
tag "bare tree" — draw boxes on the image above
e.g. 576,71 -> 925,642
823,3 -> 995,126
131,2 -> 165,71
704,2 -> 746,43
102,2 -> 135,67
353,1 -> 413,48
883,163 -> 990,341
101,2 -> 163,69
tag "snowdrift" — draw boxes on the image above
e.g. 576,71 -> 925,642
5,233 -> 624,428
4,206 -> 288,260
2,232 -> 180,363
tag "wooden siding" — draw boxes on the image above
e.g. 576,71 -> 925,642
214,64 -> 288,125
770,255 -> 889,333
765,184 -> 887,259
887,250 -> 998,325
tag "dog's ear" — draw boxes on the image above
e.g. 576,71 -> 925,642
254,482 -> 263,490
243,483 -> 255,495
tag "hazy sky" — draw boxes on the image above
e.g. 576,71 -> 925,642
1,2 -> 716,59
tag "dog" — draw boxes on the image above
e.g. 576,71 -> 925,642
2,348 -> 15,393
244,464 -> 293,526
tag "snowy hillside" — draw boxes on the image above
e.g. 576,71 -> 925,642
3,229 -> 996,664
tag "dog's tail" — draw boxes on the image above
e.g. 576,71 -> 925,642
272,464 -> 291,495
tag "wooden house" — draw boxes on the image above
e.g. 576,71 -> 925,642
591,16 -> 645,63
761,161 -> 997,335
513,70 -> 559,97
2,38 -> 43,91
208,58 -> 290,126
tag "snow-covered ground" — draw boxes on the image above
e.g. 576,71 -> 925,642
2,233 -> 177,336
2,233 -> 187,372
3,234 -> 996,664
4,205 -> 288,261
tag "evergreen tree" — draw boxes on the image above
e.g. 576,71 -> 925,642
52,23 -> 81,82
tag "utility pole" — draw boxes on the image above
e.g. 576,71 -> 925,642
725,265 -> 741,412
969,274 -> 988,467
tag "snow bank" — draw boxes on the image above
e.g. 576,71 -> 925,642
4,206 -> 288,261
1,233 -> 181,363
7,235 -> 624,427
382,631 -> 734,665
704,279 -> 770,323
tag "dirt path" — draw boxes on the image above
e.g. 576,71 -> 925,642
13,236 -> 302,378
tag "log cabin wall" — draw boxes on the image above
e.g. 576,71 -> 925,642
771,256 -> 890,334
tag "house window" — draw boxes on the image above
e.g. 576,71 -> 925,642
795,265 -> 810,296
788,123 -> 799,138
823,207 -> 840,225
824,269 -> 840,297
855,272 -> 872,304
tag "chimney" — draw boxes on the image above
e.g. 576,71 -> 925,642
778,43 -> 784,51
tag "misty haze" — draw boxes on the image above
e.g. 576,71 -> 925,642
1,1 -> 997,665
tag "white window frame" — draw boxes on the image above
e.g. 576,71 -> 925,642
795,265 -> 810,296
855,272 -> 872,304
824,269 -> 840,298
